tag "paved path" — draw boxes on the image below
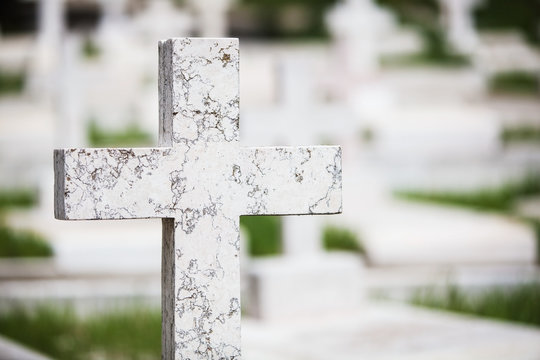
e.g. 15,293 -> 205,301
243,302 -> 540,360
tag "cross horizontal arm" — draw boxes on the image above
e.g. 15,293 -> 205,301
239,146 -> 342,216
54,147 -> 178,220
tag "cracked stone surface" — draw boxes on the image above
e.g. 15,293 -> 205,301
54,37 -> 342,360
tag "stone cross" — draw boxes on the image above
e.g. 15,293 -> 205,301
54,38 -> 342,359
30,0 -> 64,100
326,0 -> 395,82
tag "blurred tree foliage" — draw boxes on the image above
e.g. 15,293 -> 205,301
474,0 -> 540,45
236,0 -> 339,39
240,216 -> 282,257
377,0 -> 540,46
376,0 -> 440,28
0,0 -> 37,34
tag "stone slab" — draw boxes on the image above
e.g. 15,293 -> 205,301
242,302 -> 540,360
359,201 -> 536,266
339,166 -> 537,266
244,254 -> 363,321
369,105 -> 499,164
381,68 -> 486,105
477,32 -> 540,74
362,264 -> 540,300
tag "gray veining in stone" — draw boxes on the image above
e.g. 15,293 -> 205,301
54,37 -> 342,360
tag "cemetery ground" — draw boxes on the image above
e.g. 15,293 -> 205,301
1,179 -> 540,359
0,286 -> 539,359
2,80 -> 540,358
3,53 -> 540,360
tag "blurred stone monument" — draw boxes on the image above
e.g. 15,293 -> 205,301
326,0 -> 395,93
29,0 -> 64,102
188,0 -> 234,37
134,0 -> 193,43
439,0 -> 482,54
325,0 -> 397,120
242,55 -> 362,321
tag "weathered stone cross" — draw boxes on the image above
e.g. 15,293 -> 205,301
54,38 -> 342,359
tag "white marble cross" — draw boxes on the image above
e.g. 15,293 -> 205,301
54,38 -> 342,359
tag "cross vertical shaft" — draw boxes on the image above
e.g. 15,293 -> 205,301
158,38 -> 242,359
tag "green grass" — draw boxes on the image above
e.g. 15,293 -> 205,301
0,70 -> 24,95
380,52 -> 469,68
489,71 -> 539,96
411,283 -> 540,327
0,188 -> 51,258
501,125 -> 540,144
395,173 -> 540,212
81,37 -> 101,59
240,216 -> 282,257
0,305 -> 161,360
322,225 -> 364,254
0,226 -> 53,258
0,188 -> 37,210
87,120 -> 154,147
359,127 -> 375,143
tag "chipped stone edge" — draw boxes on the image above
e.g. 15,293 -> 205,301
53,149 -> 66,220
162,218 -> 176,360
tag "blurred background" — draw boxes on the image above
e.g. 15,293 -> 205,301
0,0 -> 539,359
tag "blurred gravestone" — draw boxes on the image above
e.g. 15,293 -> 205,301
326,0 -> 395,87
133,0 -> 193,42
29,0 -> 63,101
439,0 -> 481,54
54,37 -> 342,359
188,0 -> 233,37
241,55 -> 363,321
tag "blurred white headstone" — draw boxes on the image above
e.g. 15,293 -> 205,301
29,0 -> 64,101
326,0 -> 395,81
134,0 -> 193,42
439,0 -> 481,54
96,0 -> 130,54
188,0 -> 233,37
57,35 -> 85,148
